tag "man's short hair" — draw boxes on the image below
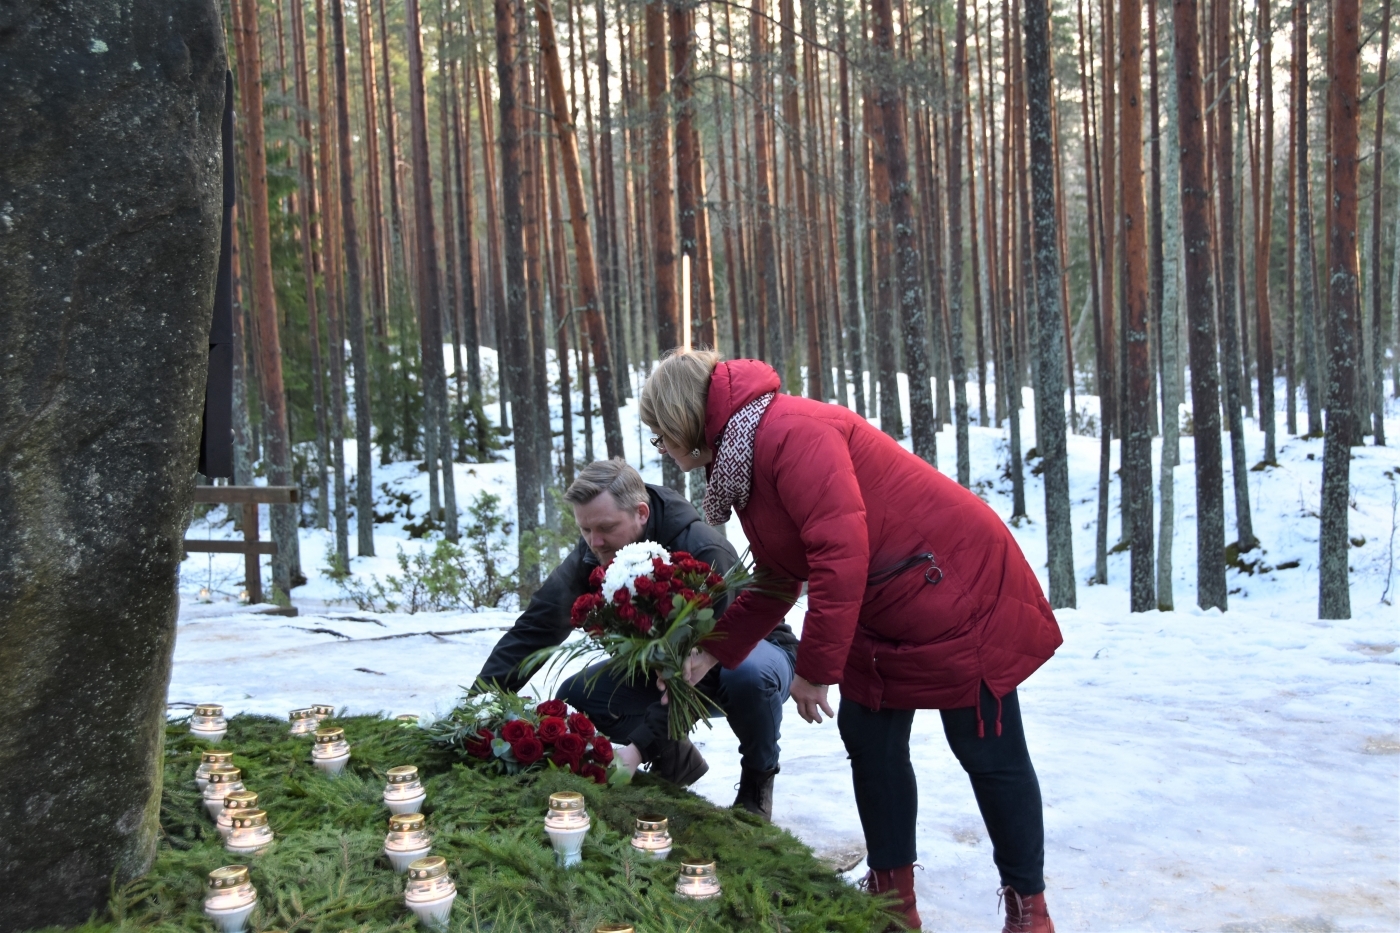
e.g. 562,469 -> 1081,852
565,458 -> 649,511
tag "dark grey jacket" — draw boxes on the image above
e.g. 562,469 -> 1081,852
475,483 -> 798,692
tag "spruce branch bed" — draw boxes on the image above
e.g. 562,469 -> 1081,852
30,716 -> 886,933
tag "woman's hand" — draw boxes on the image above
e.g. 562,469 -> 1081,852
789,674 -> 835,724
658,647 -> 720,704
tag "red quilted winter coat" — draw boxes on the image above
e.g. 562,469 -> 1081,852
701,359 -> 1062,724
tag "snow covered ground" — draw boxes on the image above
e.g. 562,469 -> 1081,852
175,354 -> 1399,931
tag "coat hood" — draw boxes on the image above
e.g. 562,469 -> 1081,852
704,359 -> 782,448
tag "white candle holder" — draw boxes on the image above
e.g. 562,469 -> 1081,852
216,790 -> 258,838
288,707 -> 318,737
311,704 -> 335,722
195,750 -> 233,790
395,713 -> 421,727
202,765 -> 246,821
310,727 -> 350,777
404,855 -> 457,930
543,791 -> 590,868
675,860 -> 722,901
384,812 -> 432,873
629,814 -> 672,860
203,865 -> 257,933
384,765 -> 426,815
224,808 -> 274,856
593,926 -> 635,933
190,704 -> 228,743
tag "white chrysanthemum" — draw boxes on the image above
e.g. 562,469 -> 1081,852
601,540 -> 670,603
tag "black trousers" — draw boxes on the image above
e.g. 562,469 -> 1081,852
837,684 -> 1046,894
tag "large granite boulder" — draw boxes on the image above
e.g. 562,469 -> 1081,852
0,2 -> 226,927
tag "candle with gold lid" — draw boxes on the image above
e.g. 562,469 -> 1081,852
190,703 -> 228,743
195,750 -> 234,790
202,765 -> 246,820
543,791 -> 590,868
310,726 -> 350,777
224,808 -> 274,856
404,855 -> 457,929
288,707 -> 318,737
674,860 -> 722,901
202,865 -> 257,933
383,765 -> 426,815
629,814 -> 672,859
216,790 -> 259,838
395,713 -> 421,727
311,703 -> 335,721
384,811 -> 432,873
594,926 -> 636,933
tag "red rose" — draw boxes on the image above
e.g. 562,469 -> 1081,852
581,763 -> 609,784
588,736 -> 614,764
707,572 -> 723,587
671,551 -> 692,561
634,614 -> 653,635
511,736 -> 545,765
678,587 -> 697,603
536,716 -> 568,743
501,719 -> 534,743
588,565 -> 606,588
554,733 -> 586,758
551,750 -> 582,773
464,727 -> 495,760
571,593 -> 601,626
536,699 -> 568,718
566,713 -> 596,737
613,587 -> 632,605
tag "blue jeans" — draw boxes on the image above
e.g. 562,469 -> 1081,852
557,639 -> 793,772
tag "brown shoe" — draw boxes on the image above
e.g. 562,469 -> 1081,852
999,886 -> 1055,933
862,864 -> 921,931
646,737 -> 709,787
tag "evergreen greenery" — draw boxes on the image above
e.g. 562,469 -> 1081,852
25,716 -> 888,933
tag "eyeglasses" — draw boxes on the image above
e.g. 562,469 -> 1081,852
648,435 -> 666,452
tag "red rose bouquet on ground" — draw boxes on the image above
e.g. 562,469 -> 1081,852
528,541 -> 749,740
429,686 -> 614,783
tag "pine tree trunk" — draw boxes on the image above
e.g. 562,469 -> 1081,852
521,52 -> 555,518
1318,0 -> 1360,619
751,0 -> 784,374
1296,0 -> 1323,435
836,4 -> 863,415
1156,0 -> 1184,611
865,80 -> 903,439
291,0 -> 331,533
496,0 -> 541,591
1211,0 -> 1256,553
1367,0 -> 1390,444
1174,0 -> 1229,611
236,0 -> 301,597
947,0 -> 972,486
871,0 -> 935,464
1121,0 -> 1155,611
536,0 -> 625,458
358,0 -> 388,333
1256,0 -> 1278,462
1023,0 -> 1076,608
332,0 -> 382,552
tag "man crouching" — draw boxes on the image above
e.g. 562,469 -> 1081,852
472,458 -> 794,820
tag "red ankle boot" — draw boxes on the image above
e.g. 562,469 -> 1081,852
863,864 -> 921,930
999,886 -> 1055,933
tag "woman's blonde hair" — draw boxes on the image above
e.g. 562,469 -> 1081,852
639,348 -> 721,453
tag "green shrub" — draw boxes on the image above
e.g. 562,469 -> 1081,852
24,716 -> 888,933
334,494 -> 518,613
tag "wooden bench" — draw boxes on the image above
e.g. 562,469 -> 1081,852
184,485 -> 299,607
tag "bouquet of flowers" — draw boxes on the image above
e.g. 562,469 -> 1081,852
428,686 -> 616,784
529,541 -> 746,740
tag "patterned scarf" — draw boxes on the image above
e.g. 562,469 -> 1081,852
703,391 -> 776,525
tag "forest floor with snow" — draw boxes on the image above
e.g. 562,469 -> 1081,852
175,357 -> 1400,931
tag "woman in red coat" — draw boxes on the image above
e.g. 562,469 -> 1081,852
641,351 -> 1062,933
